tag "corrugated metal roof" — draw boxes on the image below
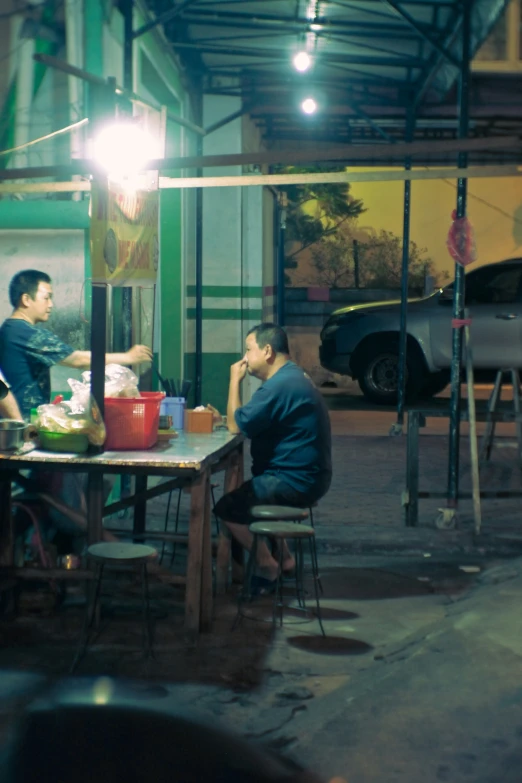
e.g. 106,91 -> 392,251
144,0 -> 515,152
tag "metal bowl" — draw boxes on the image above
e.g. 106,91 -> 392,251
0,419 -> 26,451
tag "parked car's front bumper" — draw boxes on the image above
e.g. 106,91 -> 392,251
319,340 -> 353,376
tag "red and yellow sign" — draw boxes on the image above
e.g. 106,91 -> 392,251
91,181 -> 159,286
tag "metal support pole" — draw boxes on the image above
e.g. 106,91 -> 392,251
195,92 -> 204,406
394,107 -> 415,432
276,194 -> 287,326
446,0 -> 471,509
90,282 -> 107,444
122,0 -> 133,92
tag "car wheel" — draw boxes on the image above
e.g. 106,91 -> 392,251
358,345 -> 422,405
419,371 -> 450,399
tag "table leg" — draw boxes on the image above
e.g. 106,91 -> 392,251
200,467 -> 213,631
216,444 -> 243,594
185,469 -> 208,639
87,472 -> 105,544
133,475 -> 147,538
0,472 -> 15,568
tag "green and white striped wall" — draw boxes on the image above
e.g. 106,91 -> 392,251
185,284 -> 264,410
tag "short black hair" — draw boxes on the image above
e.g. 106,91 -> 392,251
9,270 -> 51,309
247,322 -> 289,355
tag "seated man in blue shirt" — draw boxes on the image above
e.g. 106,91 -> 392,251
215,323 -> 332,585
0,269 -> 151,420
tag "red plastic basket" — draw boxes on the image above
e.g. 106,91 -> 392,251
104,392 -> 164,450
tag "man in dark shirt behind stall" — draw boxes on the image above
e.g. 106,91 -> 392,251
215,323 -> 332,586
0,269 -> 151,420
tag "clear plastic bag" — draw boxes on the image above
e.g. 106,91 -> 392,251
81,364 -> 140,398
36,379 -> 106,446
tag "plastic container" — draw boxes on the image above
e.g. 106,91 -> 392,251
38,431 -> 89,453
184,409 -> 214,434
160,397 -> 186,430
104,392 -> 164,450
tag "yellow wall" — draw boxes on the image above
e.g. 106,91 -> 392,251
348,168 -> 522,279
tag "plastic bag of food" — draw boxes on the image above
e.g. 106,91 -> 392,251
81,364 -> 140,398
36,380 -> 106,446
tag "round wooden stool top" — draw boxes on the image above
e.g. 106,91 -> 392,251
87,542 -> 157,563
250,505 -> 309,522
249,521 -> 315,538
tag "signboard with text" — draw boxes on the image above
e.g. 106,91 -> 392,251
90,181 -> 159,286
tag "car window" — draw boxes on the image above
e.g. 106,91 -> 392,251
465,266 -> 522,306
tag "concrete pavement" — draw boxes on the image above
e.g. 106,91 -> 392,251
2,394 -> 522,781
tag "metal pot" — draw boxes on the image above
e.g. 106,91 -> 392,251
0,419 -> 27,451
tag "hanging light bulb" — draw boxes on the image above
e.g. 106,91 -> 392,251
301,97 -> 317,115
293,51 -> 312,72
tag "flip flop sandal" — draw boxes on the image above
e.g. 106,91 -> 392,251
250,575 -> 278,596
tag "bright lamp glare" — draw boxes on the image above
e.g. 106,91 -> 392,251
93,123 -> 161,178
301,97 -> 317,115
293,51 -> 312,72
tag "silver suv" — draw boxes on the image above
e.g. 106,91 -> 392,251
319,258 -> 522,404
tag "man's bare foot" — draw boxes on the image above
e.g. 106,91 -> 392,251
256,554 -> 279,582
282,556 -> 296,573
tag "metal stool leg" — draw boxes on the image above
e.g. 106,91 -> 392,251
310,535 -> 324,595
309,538 -> 326,637
294,538 -> 306,608
70,562 -> 104,673
232,535 -> 258,629
273,543 -> 285,628
140,562 -> 153,659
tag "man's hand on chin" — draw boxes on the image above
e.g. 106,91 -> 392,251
230,358 -> 247,384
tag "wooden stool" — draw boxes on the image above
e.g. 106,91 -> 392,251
71,542 -> 157,672
236,519 -> 325,636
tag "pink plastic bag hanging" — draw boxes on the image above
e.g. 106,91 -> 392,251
446,209 -> 477,267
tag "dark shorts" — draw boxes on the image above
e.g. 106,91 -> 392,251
214,474 -> 322,525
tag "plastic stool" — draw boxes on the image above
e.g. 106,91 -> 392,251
71,542 -> 157,672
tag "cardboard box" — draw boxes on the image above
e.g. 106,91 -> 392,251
184,409 -> 214,433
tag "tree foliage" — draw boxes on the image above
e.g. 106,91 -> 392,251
310,222 -> 448,292
279,166 -> 365,280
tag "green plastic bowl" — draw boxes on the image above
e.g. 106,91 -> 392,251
38,430 -> 90,453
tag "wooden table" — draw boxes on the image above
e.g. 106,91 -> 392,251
0,430 -> 243,638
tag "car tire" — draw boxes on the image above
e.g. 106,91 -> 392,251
419,371 -> 450,399
357,342 -> 424,405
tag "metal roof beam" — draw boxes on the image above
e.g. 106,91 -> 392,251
132,0 -> 201,40
185,16 -> 423,38
379,0 -> 460,67
414,4 -> 463,106
179,8 -> 436,34
169,40 -> 425,67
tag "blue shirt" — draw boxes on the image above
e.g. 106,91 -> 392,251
235,361 -> 332,496
0,318 -> 73,420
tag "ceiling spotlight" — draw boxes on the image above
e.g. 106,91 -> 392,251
293,51 -> 312,72
301,97 -> 317,115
